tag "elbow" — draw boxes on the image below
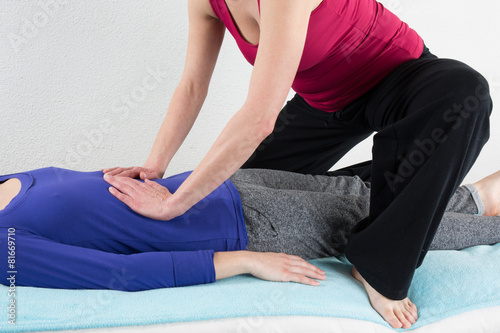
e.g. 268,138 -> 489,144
253,117 -> 276,142
241,101 -> 282,142
259,118 -> 276,141
238,107 -> 278,143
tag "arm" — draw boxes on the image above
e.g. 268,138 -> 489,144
6,229 -> 215,291
104,0 -> 225,179
4,230 -> 324,290
167,0 -> 315,217
214,251 -> 326,286
144,0 -> 226,176
105,0 -> 316,220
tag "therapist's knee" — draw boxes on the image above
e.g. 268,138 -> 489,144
440,64 -> 492,136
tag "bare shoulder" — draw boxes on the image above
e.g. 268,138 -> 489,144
188,0 -> 220,21
0,178 -> 21,211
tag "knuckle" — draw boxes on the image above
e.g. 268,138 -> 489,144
280,268 -> 290,277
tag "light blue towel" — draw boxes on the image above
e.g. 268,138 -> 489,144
1,243 -> 499,332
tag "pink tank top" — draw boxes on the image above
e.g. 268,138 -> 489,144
209,0 -> 424,112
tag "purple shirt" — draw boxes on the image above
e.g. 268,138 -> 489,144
0,167 -> 247,291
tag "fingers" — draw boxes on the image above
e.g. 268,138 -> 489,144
290,261 -> 326,280
102,167 -> 119,173
288,274 -> 321,286
140,171 -> 160,180
103,167 -> 141,178
108,186 -> 135,207
288,264 -> 326,283
104,174 -> 143,197
145,179 -> 172,196
103,167 -> 163,180
102,167 -> 123,176
283,254 -> 326,278
105,175 -> 170,203
105,176 -> 155,214
102,172 -> 176,220
278,253 -> 326,286
104,167 -> 131,177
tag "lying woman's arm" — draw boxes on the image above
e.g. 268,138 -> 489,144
1,229 -> 324,291
214,251 -> 326,286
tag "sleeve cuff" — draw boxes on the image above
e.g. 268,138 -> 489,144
171,250 -> 216,287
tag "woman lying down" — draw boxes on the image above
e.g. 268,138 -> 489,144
1,167 -> 499,321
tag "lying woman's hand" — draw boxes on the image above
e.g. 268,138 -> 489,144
248,251 -> 326,286
103,174 -> 182,220
214,251 -> 326,286
102,166 -> 163,180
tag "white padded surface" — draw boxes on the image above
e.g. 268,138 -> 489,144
38,306 -> 500,333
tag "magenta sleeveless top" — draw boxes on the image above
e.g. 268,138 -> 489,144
209,0 -> 424,112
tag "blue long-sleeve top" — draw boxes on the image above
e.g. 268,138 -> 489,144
0,167 -> 247,291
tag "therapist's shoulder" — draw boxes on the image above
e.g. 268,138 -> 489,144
188,0 -> 220,21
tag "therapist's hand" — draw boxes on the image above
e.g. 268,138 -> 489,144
102,166 -> 163,180
103,174 -> 181,221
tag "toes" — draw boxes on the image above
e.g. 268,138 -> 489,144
395,308 -> 412,329
383,309 -> 403,329
406,300 -> 419,320
403,308 -> 416,324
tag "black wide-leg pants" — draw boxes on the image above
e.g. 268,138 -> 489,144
241,46 -> 493,300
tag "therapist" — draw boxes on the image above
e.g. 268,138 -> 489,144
103,0 -> 492,329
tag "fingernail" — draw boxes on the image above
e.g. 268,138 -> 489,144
104,174 -> 110,180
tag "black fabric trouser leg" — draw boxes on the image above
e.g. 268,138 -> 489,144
241,89 -> 375,177
242,47 -> 492,300
344,54 -> 492,300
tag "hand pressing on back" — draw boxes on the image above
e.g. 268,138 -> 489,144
103,174 -> 185,221
102,166 -> 163,180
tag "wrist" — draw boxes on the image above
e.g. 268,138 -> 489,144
161,192 -> 189,221
143,160 -> 167,178
242,251 -> 258,275
213,251 -> 253,280
168,181 -> 203,215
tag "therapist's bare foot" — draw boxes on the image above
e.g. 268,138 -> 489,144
352,266 -> 418,329
473,170 -> 500,216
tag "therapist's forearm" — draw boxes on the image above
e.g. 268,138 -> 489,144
144,81 -> 207,175
167,107 -> 273,215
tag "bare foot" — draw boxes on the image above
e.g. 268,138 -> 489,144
473,170 -> 500,216
352,266 -> 418,329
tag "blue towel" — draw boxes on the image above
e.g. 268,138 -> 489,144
1,243 -> 499,332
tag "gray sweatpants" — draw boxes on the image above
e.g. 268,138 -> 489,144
230,169 -> 500,260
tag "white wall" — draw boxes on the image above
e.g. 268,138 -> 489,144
1,0 -> 499,184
